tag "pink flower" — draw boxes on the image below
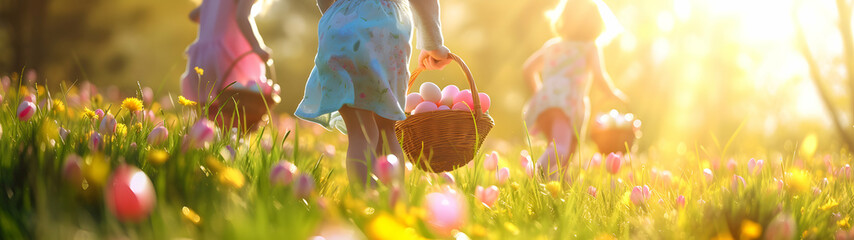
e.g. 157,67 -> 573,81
703,168 -> 714,183
483,151 -> 498,171
765,213 -> 796,240
496,167 -> 510,185
440,172 -> 455,184
587,186 -> 598,198
520,150 -> 531,168
659,170 -> 673,186
589,153 -> 603,168
185,119 -> 216,149
147,126 -> 168,146
17,101 -> 36,121
294,173 -> 315,199
605,153 -> 622,174
525,161 -> 536,177
630,185 -> 651,205
731,175 -> 745,191
840,164 -> 851,179
748,158 -> 764,175
89,132 -> 102,150
726,158 -> 737,171
270,161 -> 298,186
774,178 -> 785,192
94,109 -> 105,120
676,195 -> 686,208
424,188 -> 467,236
374,155 -> 401,185
475,185 -> 499,207
99,113 -> 117,135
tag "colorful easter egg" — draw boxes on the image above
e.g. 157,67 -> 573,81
453,90 -> 473,109
419,82 -> 442,104
17,101 -> 36,121
404,93 -> 423,113
412,101 -> 438,115
440,85 -> 460,107
105,165 -> 156,222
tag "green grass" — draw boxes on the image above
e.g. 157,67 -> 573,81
0,81 -> 852,239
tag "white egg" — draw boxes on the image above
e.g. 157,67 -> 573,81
419,82 -> 442,104
412,101 -> 438,115
404,93 -> 423,113
439,85 -> 460,107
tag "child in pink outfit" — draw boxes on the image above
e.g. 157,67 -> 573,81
182,0 -> 279,129
523,0 -> 628,179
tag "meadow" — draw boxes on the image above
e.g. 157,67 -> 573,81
0,75 -> 852,240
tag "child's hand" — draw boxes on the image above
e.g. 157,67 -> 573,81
253,46 -> 272,64
418,46 -> 452,70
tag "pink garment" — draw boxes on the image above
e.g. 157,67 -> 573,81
181,0 -> 267,104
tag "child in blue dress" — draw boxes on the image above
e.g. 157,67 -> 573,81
296,0 -> 452,187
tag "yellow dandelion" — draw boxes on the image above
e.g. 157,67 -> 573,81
785,169 -> 811,193
82,107 -> 97,119
546,181 -> 562,198
148,149 -> 169,165
37,85 -> 46,96
510,182 -> 520,190
178,96 -> 197,106
838,216 -> 851,229
219,167 -> 245,189
740,220 -> 762,240
121,97 -> 143,112
367,213 -> 421,240
52,99 -> 65,112
19,86 -> 29,96
194,66 -> 204,76
133,122 -> 143,132
116,123 -> 127,136
820,198 -> 839,211
182,206 -> 202,225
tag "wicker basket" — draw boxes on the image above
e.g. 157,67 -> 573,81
590,113 -> 641,154
206,52 -> 281,132
395,53 -> 494,172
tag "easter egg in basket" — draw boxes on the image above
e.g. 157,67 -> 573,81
590,109 -> 641,154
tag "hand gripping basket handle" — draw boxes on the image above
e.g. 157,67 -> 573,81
406,53 -> 482,118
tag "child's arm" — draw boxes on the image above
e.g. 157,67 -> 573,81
411,0 -> 452,70
590,47 -> 628,103
235,0 -> 270,62
189,6 -> 201,23
522,48 -> 545,94
317,0 -> 334,14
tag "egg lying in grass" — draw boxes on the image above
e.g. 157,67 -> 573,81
106,165 -> 156,222
411,101 -> 438,115
419,82 -> 442,104
404,93 -> 423,113
440,85 -> 460,107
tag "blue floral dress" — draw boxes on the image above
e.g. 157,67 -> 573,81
295,0 -> 412,132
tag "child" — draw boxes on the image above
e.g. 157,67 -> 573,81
523,0 -> 628,179
181,0 -> 279,129
296,0 -> 452,188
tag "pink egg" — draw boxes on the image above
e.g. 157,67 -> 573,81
419,82 -> 442,104
424,189 -> 467,236
404,93 -> 423,113
478,93 -> 491,113
451,102 -> 471,111
438,105 -> 450,110
454,89 -> 473,106
411,101 -> 438,115
440,85 -> 460,107
17,101 -> 36,121
373,155 -> 401,185
106,165 -> 156,222
270,160 -> 298,186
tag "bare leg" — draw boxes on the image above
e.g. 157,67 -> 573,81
374,115 -> 405,182
537,112 -> 576,180
339,105 -> 380,189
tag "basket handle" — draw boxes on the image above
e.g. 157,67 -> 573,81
217,51 -> 276,94
407,53 -> 482,117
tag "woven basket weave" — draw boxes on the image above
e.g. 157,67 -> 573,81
206,52 -> 280,132
395,53 -> 494,172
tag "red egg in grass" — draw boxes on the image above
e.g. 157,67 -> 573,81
105,165 -> 156,222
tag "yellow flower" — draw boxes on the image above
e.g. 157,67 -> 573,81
116,123 -> 127,136
19,86 -> 29,96
799,133 -> 817,159
52,99 -> 65,112
820,198 -> 839,211
122,97 -> 143,112
367,213 -> 422,240
504,222 -> 520,235
148,150 -> 169,165
178,96 -> 197,106
182,206 -> 202,225
838,216 -> 851,229
785,169 -> 811,193
194,66 -> 204,76
740,220 -> 762,240
546,181 -> 561,198
82,107 -> 97,119
37,85 -> 46,96
219,167 -> 245,189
